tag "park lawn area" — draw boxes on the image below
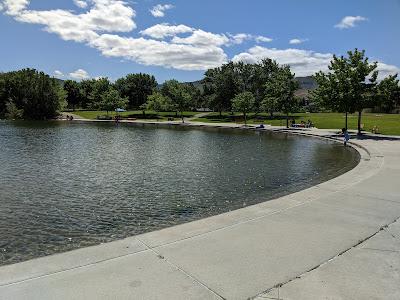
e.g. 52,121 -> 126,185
194,112 -> 400,136
71,110 -> 196,120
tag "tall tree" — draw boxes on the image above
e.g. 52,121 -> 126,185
377,74 -> 400,113
99,88 -> 128,115
0,69 -> 65,119
265,66 -> 299,128
145,92 -> 171,112
115,73 -> 157,109
313,49 -> 378,134
88,77 -> 112,110
232,91 -> 255,125
63,80 -> 82,110
161,80 -> 191,122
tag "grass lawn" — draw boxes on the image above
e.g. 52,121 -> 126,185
71,110 -> 196,120
193,112 -> 400,136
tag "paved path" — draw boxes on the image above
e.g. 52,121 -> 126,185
0,125 -> 399,300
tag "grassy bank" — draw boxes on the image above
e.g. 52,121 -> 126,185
70,110 -> 400,135
71,110 -> 196,121
194,112 -> 400,136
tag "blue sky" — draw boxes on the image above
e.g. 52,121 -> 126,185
0,0 -> 399,83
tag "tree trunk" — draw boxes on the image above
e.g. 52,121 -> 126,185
286,112 -> 289,128
270,111 -> 273,119
244,112 -> 247,125
345,112 -> 348,131
219,110 -> 222,117
181,111 -> 184,123
357,111 -> 362,135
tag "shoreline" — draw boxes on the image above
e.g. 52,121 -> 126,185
1,121 -> 399,299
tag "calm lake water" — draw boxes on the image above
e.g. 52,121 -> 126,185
0,121 -> 359,265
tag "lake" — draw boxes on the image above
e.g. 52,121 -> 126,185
0,121 -> 359,265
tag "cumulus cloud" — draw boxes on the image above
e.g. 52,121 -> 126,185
172,30 -> 229,47
255,35 -> 273,43
140,23 -> 193,39
289,38 -> 308,45
233,46 -> 400,79
376,62 -> 400,81
90,34 -> 227,70
53,70 -> 64,78
150,4 -> 173,18
1,1 -> 229,70
233,47 -> 334,76
335,16 -> 367,29
229,33 -> 272,45
69,69 -> 90,80
73,0 -> 88,9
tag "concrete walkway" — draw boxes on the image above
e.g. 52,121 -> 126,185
0,125 -> 399,300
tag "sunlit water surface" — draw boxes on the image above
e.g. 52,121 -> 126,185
0,121 -> 359,265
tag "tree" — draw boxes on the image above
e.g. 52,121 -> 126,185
63,80 -> 82,110
79,79 -> 96,109
114,73 -> 157,109
313,49 -> 378,134
203,62 -> 240,115
99,88 -> 128,115
88,77 -> 112,110
145,92 -> 171,112
232,92 -> 255,125
161,80 -> 191,122
260,95 -> 279,118
265,66 -> 299,128
0,69 -> 65,120
377,74 -> 400,113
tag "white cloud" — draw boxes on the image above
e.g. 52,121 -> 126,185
172,30 -> 229,47
53,70 -> 64,78
150,4 -> 173,18
140,23 -> 193,39
229,33 -> 252,44
233,47 -> 334,77
289,38 -> 308,45
229,33 -> 272,45
335,16 -> 367,29
2,0 -> 136,43
69,69 -> 90,80
376,62 -> 400,81
233,46 -> 400,79
73,0 -> 88,9
90,34 -> 227,70
255,35 -> 273,43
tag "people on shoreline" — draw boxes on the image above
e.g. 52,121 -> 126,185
342,128 -> 350,146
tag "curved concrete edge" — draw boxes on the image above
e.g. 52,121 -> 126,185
0,127 -> 379,286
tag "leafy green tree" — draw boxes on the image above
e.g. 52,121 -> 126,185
313,49 -> 378,134
5,100 -> 23,119
232,92 -> 255,125
145,92 -> 171,112
377,74 -> 400,113
203,62 -> 240,115
79,79 -> 96,109
99,88 -> 128,115
265,66 -> 299,128
115,73 -> 157,109
260,96 -> 279,118
0,69 -> 65,119
161,80 -> 191,122
89,77 -> 112,110
63,80 -> 82,110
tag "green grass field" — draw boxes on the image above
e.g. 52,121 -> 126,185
72,110 -> 196,120
70,110 -> 400,135
193,112 -> 400,135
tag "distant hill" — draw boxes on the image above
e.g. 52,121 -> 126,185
295,76 -> 317,99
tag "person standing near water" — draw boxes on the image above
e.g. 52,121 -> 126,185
342,128 -> 350,146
